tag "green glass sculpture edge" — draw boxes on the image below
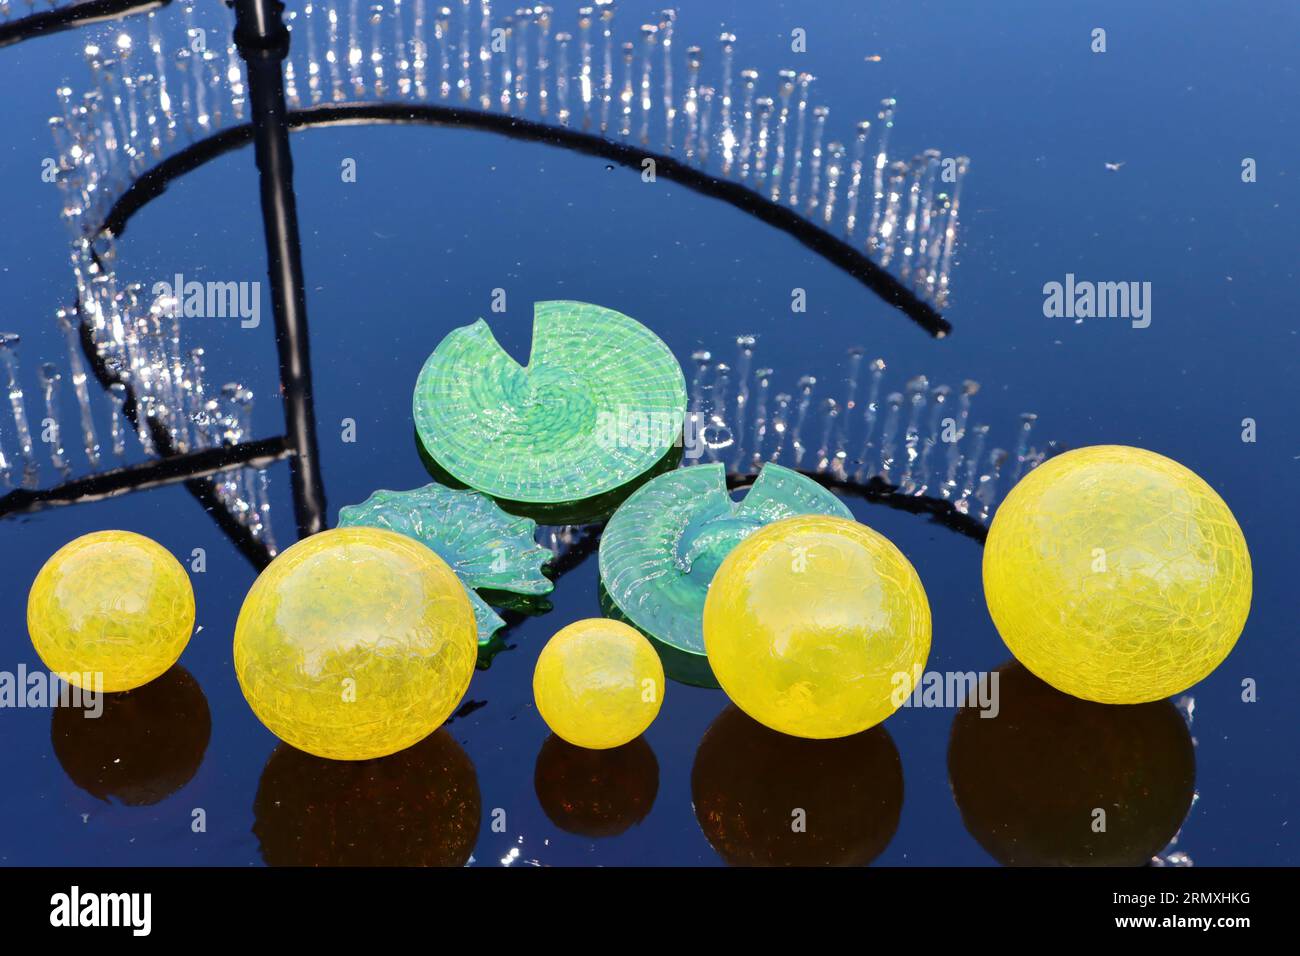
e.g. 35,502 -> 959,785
416,424 -> 683,526
598,462 -> 853,658
598,579 -> 720,689
412,301 -> 688,504
337,483 -> 553,645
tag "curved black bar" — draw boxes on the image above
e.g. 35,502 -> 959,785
97,102 -> 952,337
235,0 -> 327,539
0,435 -> 289,518
0,0 -> 170,50
727,470 -> 990,543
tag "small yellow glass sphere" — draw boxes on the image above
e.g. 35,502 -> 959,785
234,527 -> 477,761
983,445 -> 1252,704
533,618 -> 665,750
28,530 -> 195,692
703,514 -> 931,739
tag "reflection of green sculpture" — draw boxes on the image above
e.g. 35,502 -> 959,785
338,484 -> 553,644
599,463 -> 852,658
412,301 -> 687,506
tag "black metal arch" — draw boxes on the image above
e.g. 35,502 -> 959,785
0,0 -> 170,50
98,103 -> 953,338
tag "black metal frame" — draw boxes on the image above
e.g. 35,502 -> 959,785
2,0 -> 988,570
0,0 -> 170,50
99,103 -> 952,337
0,0 -> 322,572
232,0 -> 326,538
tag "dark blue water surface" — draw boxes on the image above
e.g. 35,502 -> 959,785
0,0 -> 1296,866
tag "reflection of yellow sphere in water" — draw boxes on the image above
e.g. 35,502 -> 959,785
253,730 -> 481,866
533,619 -> 665,750
703,515 -> 931,739
983,446 -> 1251,704
28,531 -> 195,692
52,666 -> 210,806
534,735 -> 659,837
692,706 -> 903,866
234,527 -> 477,761
948,662 -> 1196,866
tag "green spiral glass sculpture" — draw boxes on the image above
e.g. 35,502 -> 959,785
413,301 -> 687,505
337,484 -> 553,644
599,463 -> 852,658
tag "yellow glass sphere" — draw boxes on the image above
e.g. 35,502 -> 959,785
234,527 -> 477,761
702,514 -> 931,739
983,445 -> 1251,704
533,618 -> 665,750
28,530 -> 195,692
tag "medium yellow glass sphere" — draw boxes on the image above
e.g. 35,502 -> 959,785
702,515 -> 931,739
533,618 -> 665,750
234,527 -> 477,761
983,445 -> 1252,704
28,530 -> 195,692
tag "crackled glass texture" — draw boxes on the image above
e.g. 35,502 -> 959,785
983,445 -> 1251,704
533,618 -> 666,750
702,515 -> 932,739
337,483 -> 554,644
27,530 -> 195,692
599,462 -> 851,657
234,527 -> 477,761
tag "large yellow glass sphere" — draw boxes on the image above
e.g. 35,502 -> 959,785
983,445 -> 1251,704
533,618 -> 665,750
28,530 -> 195,692
234,527 -> 477,761
702,514 -> 931,739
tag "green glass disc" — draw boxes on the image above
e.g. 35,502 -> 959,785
598,463 -> 852,657
337,483 -> 553,644
412,301 -> 687,504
